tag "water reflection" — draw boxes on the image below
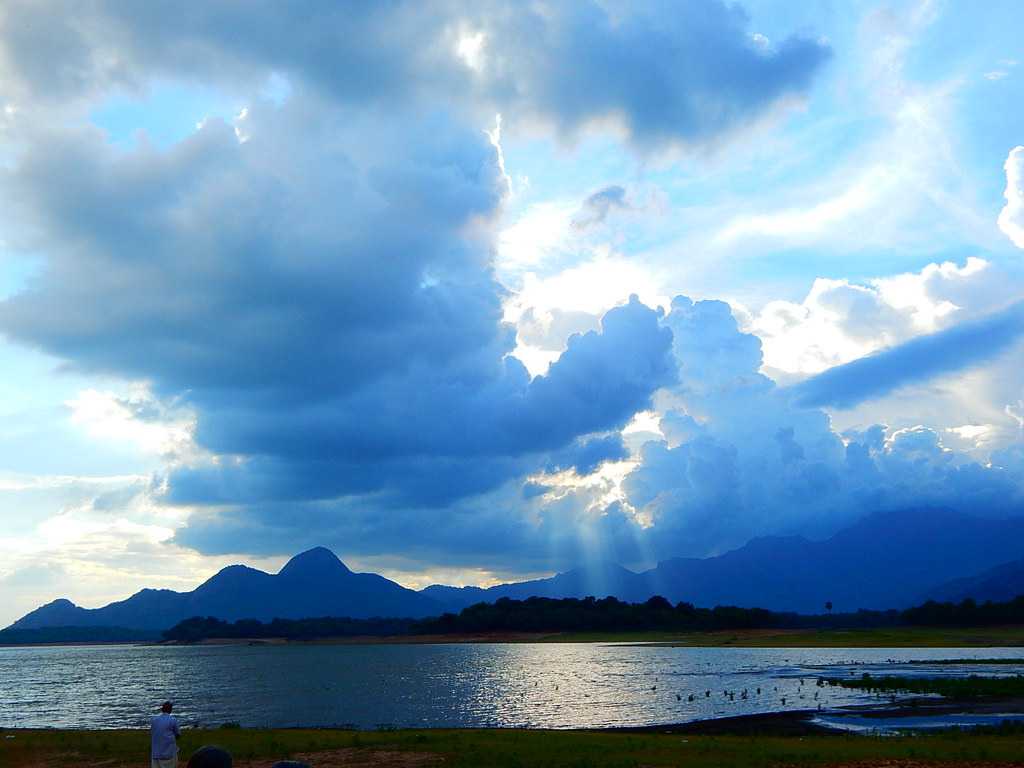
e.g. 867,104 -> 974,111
1,644 -> 1022,730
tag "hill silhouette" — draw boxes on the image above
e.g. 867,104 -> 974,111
10,547 -> 441,631
11,508 -> 1024,631
424,509 -> 1024,614
925,556 -> 1024,604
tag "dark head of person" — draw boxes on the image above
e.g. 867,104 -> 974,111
161,701 -> 173,714
188,746 -> 232,768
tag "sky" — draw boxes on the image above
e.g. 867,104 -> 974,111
1,0 -> 1023,627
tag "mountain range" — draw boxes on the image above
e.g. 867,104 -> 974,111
924,556 -> 1024,604
11,546 -> 442,631
425,508 -> 1024,614
10,507 -> 1024,632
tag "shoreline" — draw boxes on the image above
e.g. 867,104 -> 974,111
168,625 -> 1024,647
5,698 -> 1023,737
6,624 -> 1024,648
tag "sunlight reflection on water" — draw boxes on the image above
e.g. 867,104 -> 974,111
2,644 -> 1022,729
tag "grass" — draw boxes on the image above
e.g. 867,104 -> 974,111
6,726 -> 1024,768
825,672 -> 1024,698
547,624 -> 1024,647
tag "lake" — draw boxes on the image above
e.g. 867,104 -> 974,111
2,644 -> 1023,730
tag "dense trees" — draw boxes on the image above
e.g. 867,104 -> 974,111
159,593 -> 1024,643
903,595 -> 1024,626
162,616 -> 417,643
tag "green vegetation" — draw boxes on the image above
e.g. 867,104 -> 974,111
5,726 -> 1024,768
826,672 -> 1024,699
905,596 -> 1024,626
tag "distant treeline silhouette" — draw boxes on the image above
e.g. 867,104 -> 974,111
161,593 -> 1024,643
416,595 -> 898,635
903,595 -> 1024,626
0,626 -> 160,644
158,593 -> 1024,642
162,615 -> 417,643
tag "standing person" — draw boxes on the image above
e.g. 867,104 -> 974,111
151,701 -> 181,768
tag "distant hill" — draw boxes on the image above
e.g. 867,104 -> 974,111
10,547 -> 442,631
644,508 -> 1024,613
425,509 -> 1024,614
13,509 -> 1024,631
924,557 -> 1024,604
421,561 -> 652,611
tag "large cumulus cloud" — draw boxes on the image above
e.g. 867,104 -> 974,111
5,0 -> 1019,579
0,0 -> 830,152
615,296 -> 1024,559
0,98 -> 675,518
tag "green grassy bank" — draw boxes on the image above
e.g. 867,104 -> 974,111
6,726 -> 1024,768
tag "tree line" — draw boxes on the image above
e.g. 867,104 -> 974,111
160,592 -> 1024,642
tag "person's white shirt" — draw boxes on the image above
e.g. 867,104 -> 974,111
150,712 -> 181,761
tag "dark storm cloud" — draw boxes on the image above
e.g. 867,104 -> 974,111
473,0 -> 831,150
0,100 -> 675,516
546,434 -> 630,476
1,105 -> 506,397
0,0 -> 831,152
791,300 -> 1024,409
15,0 -> 995,576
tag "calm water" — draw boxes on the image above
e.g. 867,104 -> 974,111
2,644 -> 1023,730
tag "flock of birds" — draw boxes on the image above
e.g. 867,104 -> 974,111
543,674 -> 836,712
649,676 -> 831,711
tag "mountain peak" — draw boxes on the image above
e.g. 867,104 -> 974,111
278,546 -> 350,578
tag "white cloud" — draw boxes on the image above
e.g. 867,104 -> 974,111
509,252 -> 667,322
998,146 -> 1024,249
505,252 -> 669,376
497,200 -> 579,272
455,29 -> 487,72
715,167 -> 897,243
65,387 -> 195,458
945,424 -> 996,452
748,258 -> 996,376
0,481 -> 287,626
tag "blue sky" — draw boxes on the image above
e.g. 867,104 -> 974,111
0,0 -> 1022,626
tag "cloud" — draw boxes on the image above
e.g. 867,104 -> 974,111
103,286 -> 1024,571
0,96 -> 675,552
0,1 -> 830,153
748,257 -> 1019,378
163,296 -> 674,509
65,387 -> 194,457
470,1 -> 831,151
547,434 -> 630,476
790,299 -> 1024,409
999,146 -> 1024,248
2,0 -> 1021,586
572,185 -> 629,230
516,307 -> 602,352
611,295 -> 1024,559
